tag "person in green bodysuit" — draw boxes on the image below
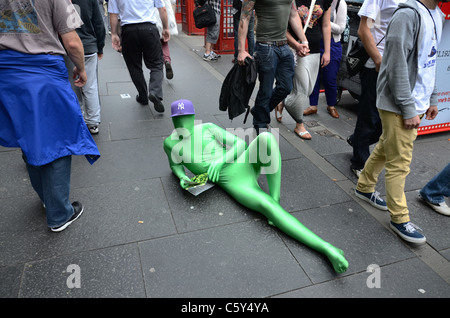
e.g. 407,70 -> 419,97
163,100 -> 348,273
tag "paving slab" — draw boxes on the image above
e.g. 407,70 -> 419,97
138,221 -> 311,298
19,244 -> 146,298
276,258 -> 449,298
0,148 -> 34,199
0,178 -> 175,266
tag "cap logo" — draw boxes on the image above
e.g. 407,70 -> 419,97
178,102 -> 185,111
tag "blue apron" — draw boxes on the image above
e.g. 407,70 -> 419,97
0,49 -> 100,166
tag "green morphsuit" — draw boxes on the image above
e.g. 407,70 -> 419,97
163,100 -> 348,273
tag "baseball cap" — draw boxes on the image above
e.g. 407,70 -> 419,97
171,99 -> 195,117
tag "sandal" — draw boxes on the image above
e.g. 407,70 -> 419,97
275,102 -> 284,123
294,128 -> 312,140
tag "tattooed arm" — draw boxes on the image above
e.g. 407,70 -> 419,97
288,0 -> 309,56
237,0 -> 255,65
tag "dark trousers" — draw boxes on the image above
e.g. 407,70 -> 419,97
349,67 -> 382,170
310,38 -> 342,106
121,22 -> 164,100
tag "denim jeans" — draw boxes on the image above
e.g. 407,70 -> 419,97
67,54 -> 101,127
26,156 -> 74,228
253,42 -> 295,129
420,163 -> 450,204
349,67 -> 382,170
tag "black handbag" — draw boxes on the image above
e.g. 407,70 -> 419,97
193,4 -> 216,29
346,36 -> 384,77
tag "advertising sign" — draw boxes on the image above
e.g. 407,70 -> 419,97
419,2 -> 450,135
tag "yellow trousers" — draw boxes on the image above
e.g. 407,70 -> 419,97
356,109 -> 419,223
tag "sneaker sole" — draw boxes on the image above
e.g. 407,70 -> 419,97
355,190 -> 388,211
50,205 -> 84,232
389,223 -> 426,244
165,63 -> 173,79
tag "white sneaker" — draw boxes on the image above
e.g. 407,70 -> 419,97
89,126 -> 99,135
352,168 -> 362,178
420,195 -> 450,216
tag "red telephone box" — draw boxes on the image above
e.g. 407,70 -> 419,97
212,0 -> 235,55
175,0 -> 182,23
181,0 -> 205,35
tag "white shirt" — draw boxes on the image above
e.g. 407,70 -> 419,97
108,0 -> 165,26
330,0 -> 348,43
358,0 -> 407,68
412,4 -> 443,113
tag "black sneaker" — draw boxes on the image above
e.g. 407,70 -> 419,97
165,61 -> 173,79
50,202 -> 84,232
346,135 -> 353,147
136,95 -> 148,105
149,94 -> 165,113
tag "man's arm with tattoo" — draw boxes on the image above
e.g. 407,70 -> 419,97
237,0 -> 255,65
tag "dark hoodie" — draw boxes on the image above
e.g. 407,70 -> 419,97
72,0 -> 106,55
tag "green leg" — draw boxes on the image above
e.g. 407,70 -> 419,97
218,133 -> 349,273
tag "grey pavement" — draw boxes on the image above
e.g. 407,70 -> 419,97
1,29 -> 450,300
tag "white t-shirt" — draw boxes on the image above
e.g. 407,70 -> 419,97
358,0 -> 407,68
108,0 -> 165,26
412,4 -> 443,114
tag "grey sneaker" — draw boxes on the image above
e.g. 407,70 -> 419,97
203,53 -> 217,62
210,51 -> 221,59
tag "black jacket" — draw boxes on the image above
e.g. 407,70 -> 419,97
219,57 -> 256,123
72,0 -> 105,55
